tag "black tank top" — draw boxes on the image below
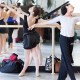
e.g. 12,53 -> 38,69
0,19 -> 5,25
23,15 -> 38,34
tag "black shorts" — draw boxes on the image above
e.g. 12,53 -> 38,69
0,28 -> 8,34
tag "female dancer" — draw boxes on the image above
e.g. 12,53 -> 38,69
0,6 -> 7,54
2,4 -> 42,77
7,11 -> 18,50
30,3 -> 80,80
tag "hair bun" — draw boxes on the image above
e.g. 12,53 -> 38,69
33,5 -> 44,17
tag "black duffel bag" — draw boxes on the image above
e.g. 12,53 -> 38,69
0,59 -> 24,73
23,31 -> 40,49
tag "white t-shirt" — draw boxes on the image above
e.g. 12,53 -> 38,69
48,15 -> 80,37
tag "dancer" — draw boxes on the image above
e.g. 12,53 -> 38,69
0,6 -> 7,54
7,10 -> 18,51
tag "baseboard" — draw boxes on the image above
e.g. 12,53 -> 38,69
26,66 -> 51,73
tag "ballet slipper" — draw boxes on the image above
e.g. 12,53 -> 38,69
18,72 -> 25,77
36,72 -> 40,77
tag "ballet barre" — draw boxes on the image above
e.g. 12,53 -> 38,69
0,24 -> 59,28
0,24 -> 80,29
0,25 -> 23,28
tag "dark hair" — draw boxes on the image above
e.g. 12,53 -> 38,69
61,3 -> 70,15
17,3 -> 21,8
21,4 -> 33,14
0,6 -> 4,9
6,8 -> 9,11
33,5 -> 43,17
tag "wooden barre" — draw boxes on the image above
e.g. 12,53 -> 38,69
0,24 -> 59,28
0,24 -> 80,29
0,25 -> 23,28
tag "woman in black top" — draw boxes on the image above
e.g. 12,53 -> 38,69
2,4 -> 42,77
0,6 -> 7,54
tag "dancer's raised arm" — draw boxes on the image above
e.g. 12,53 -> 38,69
1,4 -> 28,19
11,6 -> 29,17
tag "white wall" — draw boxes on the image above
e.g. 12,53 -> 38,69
36,0 -> 65,12
2,0 -> 66,12
0,0 -> 23,5
65,0 -> 80,36
65,0 -> 80,13
1,0 -> 15,4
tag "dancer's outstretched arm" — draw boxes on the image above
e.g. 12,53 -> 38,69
29,16 -> 61,30
1,4 -> 28,19
11,5 -> 29,17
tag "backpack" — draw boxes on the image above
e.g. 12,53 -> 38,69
45,55 -> 52,72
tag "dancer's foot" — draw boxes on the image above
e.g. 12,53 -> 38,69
36,72 -> 40,77
18,72 -> 25,77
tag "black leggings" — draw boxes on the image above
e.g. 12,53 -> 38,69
7,22 -> 14,46
58,35 -> 76,80
8,28 -> 14,45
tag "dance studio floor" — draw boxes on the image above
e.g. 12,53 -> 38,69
0,42 -> 80,80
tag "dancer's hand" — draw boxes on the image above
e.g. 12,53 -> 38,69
28,24 -> 36,30
38,18 -> 44,22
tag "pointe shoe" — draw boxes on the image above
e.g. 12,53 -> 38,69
18,73 -> 25,77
